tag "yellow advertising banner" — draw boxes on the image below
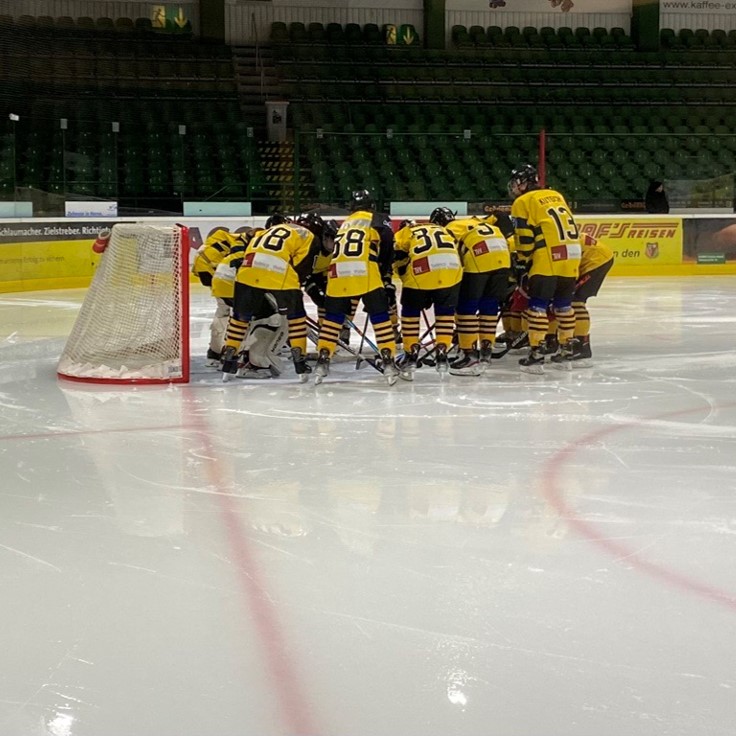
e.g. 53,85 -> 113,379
0,223 -> 106,292
577,217 -> 683,274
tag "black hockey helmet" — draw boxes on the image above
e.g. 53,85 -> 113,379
324,219 -> 339,239
429,207 -> 456,227
508,164 -> 539,195
296,211 -> 325,238
265,212 -> 290,229
349,189 -> 375,212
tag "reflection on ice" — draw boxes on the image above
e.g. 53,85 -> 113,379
0,279 -> 735,736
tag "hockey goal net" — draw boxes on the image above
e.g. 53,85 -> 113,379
58,224 -> 190,384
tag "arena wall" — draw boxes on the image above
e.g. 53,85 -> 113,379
2,214 -> 736,293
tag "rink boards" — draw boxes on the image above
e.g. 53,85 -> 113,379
2,213 -> 736,293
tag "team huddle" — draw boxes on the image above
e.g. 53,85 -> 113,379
192,165 -> 614,385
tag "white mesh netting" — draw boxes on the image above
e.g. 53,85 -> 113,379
58,224 -> 188,383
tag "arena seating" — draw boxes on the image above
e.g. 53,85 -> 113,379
2,13 -> 736,212
0,14 -> 264,208
268,21 -> 736,209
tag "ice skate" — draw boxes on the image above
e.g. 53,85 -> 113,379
221,346 -> 240,382
291,347 -> 312,383
397,345 -> 419,382
550,339 -> 576,371
571,337 -> 593,368
314,348 -> 331,385
449,349 -> 482,377
542,334 -> 559,355
380,348 -> 400,386
479,340 -> 493,371
553,338 -> 593,369
205,348 -> 222,367
519,347 -> 545,375
435,343 -> 449,375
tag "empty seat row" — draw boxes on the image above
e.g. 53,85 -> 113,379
0,13 -> 191,36
270,21 -> 420,46
661,27 -> 736,49
452,25 -> 634,50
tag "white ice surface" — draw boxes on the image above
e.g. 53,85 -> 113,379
1,279 -> 735,736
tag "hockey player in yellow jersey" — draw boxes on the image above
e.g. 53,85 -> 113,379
192,227 -> 253,365
551,231 -> 613,367
393,217 -> 463,378
221,213 -> 323,382
435,208 -> 512,376
315,189 -> 399,385
509,164 -> 581,373
302,223 -> 360,342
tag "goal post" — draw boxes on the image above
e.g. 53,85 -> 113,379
58,224 -> 190,384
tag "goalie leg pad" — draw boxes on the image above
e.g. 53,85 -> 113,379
244,312 -> 289,375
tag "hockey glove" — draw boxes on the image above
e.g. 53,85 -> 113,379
303,274 -> 326,308
511,254 -> 530,285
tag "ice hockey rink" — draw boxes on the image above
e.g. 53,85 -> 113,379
1,277 -> 736,736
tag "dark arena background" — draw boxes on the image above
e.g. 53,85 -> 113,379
2,3 -> 736,736
2,0 -> 736,216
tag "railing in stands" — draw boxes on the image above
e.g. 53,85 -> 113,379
252,12 -> 265,99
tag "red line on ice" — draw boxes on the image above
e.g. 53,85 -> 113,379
541,402 -> 736,613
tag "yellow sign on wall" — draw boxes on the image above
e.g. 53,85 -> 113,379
151,5 -> 190,31
0,240 -> 97,292
577,217 -> 683,273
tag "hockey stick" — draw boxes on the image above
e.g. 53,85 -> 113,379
305,316 -> 383,373
491,330 -> 529,359
345,316 -> 380,355
354,312 -> 370,369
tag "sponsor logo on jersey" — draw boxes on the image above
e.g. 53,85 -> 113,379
412,257 -> 431,275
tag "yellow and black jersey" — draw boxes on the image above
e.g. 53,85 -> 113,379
394,223 -> 463,290
236,224 -> 314,292
326,210 -> 385,298
192,228 -> 241,284
580,233 -> 614,276
511,188 -> 581,279
447,217 -> 511,273
211,245 -> 246,300
312,250 -> 333,277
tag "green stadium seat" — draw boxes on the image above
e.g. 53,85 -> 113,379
504,26 -> 523,46
270,22 -> 289,43
115,17 -> 135,34
469,25 -> 487,45
95,17 -> 115,35
345,23 -> 363,44
486,25 -> 503,44
133,17 -> 153,35
679,28 -> 697,46
591,27 -> 609,45
364,23 -> 382,44
289,22 -> 307,43
326,23 -> 344,43
712,29 -> 734,48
